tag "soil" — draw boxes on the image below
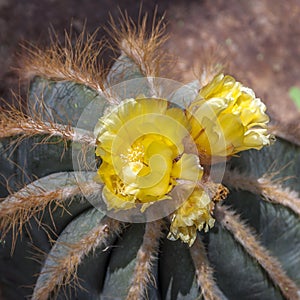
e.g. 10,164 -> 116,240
0,0 -> 300,126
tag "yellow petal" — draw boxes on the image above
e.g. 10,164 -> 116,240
172,153 -> 203,181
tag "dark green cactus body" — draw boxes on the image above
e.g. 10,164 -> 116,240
0,53 -> 300,300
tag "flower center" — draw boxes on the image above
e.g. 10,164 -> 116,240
116,134 -> 175,194
121,143 -> 145,164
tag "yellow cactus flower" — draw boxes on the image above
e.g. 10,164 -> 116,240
168,188 -> 215,246
93,75 -> 272,246
187,74 -> 272,162
94,97 -> 202,211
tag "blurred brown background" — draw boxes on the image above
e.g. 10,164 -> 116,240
1,0 -> 300,125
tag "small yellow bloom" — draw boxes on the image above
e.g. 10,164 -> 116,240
168,188 -> 215,246
187,74 -> 272,161
94,97 -> 202,211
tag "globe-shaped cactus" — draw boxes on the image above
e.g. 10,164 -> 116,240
0,14 -> 299,300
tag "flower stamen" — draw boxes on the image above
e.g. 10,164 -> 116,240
121,144 -> 145,163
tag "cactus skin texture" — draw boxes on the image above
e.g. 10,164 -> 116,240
0,14 -> 300,300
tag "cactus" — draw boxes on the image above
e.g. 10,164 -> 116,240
0,13 -> 300,300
